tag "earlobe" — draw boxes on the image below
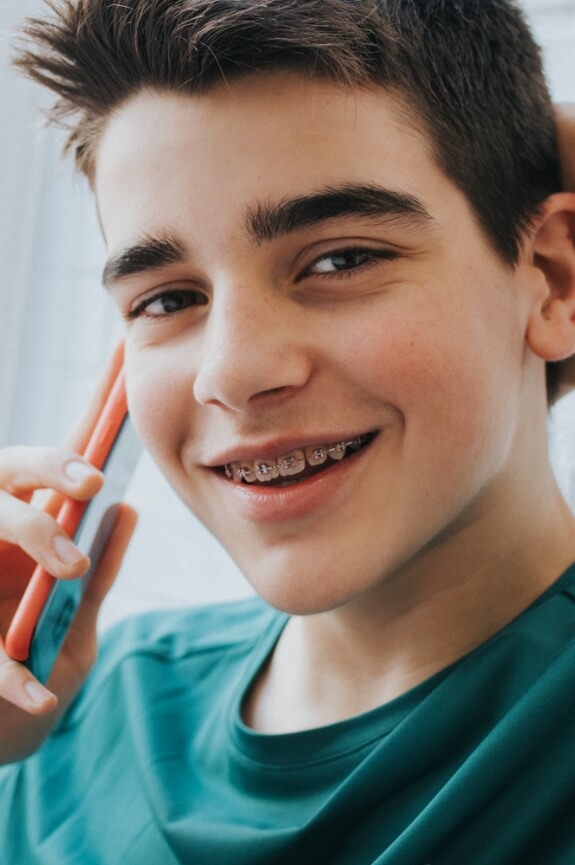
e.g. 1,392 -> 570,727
526,193 -> 575,362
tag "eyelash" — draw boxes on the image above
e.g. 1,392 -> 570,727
127,289 -> 208,321
126,246 -> 396,320
301,245 -> 397,281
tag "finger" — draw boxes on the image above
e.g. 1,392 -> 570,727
0,446 -> 104,565
48,504 -> 138,697
0,491 -> 90,581
0,505 -> 136,719
0,645 -> 57,716
0,446 -> 103,502
63,341 -> 125,455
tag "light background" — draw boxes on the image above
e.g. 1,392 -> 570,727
0,0 -> 574,629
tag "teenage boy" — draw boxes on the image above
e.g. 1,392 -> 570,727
1,1 -> 575,863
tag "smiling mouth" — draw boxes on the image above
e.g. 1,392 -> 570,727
221,432 -> 377,487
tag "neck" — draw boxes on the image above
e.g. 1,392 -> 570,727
244,467 -> 575,733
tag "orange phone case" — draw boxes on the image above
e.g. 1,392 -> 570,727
5,345 -> 127,663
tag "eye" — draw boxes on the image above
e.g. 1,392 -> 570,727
303,246 -> 396,279
127,288 -> 208,320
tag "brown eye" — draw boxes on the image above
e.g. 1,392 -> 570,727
302,246 -> 397,282
129,289 -> 208,320
311,248 -> 374,274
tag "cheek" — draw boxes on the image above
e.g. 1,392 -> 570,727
345,300 -> 518,462
339,300 -> 469,404
124,348 -> 191,464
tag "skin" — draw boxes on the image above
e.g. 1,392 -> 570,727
0,79 -> 574,748
555,104 -> 575,392
94,76 -> 575,731
0,352 -> 137,762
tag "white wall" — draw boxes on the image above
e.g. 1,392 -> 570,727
0,0 -> 574,628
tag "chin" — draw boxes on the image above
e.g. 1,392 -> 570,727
237,550 -> 379,617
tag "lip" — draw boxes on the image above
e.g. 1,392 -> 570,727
208,432 -> 378,523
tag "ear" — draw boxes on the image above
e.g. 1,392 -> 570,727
526,192 -> 575,362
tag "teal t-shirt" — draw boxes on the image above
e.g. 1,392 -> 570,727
2,566 -> 575,864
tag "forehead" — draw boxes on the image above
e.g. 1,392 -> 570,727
96,72 -> 426,153
93,74 -> 469,250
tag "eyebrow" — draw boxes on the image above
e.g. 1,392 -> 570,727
246,183 -> 433,245
102,233 -> 187,288
102,183 -> 432,288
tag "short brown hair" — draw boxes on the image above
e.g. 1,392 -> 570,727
16,0 -> 561,264
15,0 -> 562,392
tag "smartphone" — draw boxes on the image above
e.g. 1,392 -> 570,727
5,358 -> 142,684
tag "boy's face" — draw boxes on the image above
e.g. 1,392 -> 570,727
96,74 -> 540,614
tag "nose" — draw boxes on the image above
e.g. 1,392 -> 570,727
193,282 -> 312,412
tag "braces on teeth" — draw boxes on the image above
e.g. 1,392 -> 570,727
224,435 -> 369,484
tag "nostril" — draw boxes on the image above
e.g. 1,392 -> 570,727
249,385 -> 292,402
193,332 -> 312,411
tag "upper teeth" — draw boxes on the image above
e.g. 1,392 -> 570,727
224,435 -> 368,484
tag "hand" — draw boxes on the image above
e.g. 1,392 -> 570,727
0,355 -> 137,764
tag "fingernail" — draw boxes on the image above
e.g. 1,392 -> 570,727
24,679 -> 53,706
63,459 -> 97,484
53,535 -> 85,565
